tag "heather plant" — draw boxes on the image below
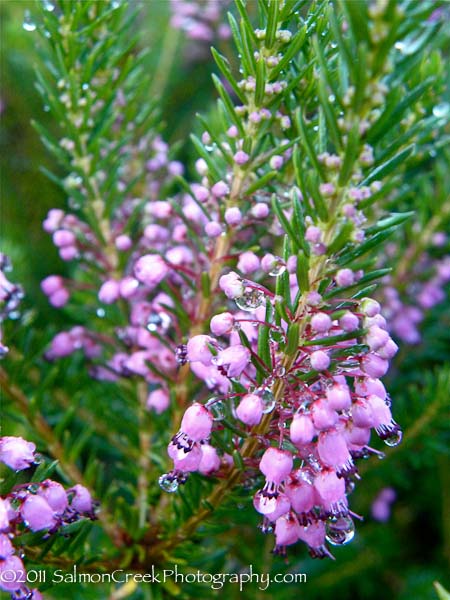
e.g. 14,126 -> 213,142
1,1 -> 449,599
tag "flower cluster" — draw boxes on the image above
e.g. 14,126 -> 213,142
0,255 -> 24,358
0,437 -> 95,599
380,237 -> 450,344
163,258 -> 402,555
169,0 -> 231,44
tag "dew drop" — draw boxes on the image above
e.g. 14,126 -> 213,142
257,387 -> 276,414
23,10 -> 36,32
68,197 -> 81,210
96,308 -> 106,318
275,365 -> 286,377
432,102 -> 450,118
235,289 -> 265,312
146,312 -> 171,333
383,428 -> 402,447
205,398 -> 225,421
27,483 -> 40,494
328,94 -> 336,103
82,83 -> 90,91
158,473 -> 179,493
325,516 -> 355,546
268,257 -> 286,277
269,326 -> 286,344
41,0 -> 55,11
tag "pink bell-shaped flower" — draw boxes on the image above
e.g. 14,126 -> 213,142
236,393 -> 264,426
21,495 -> 57,531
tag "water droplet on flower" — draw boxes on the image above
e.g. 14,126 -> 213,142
432,102 -> 450,118
268,257 -> 286,277
96,308 -> 105,318
159,473 -> 179,493
33,453 -> 44,465
235,289 -> 265,312
275,365 -> 286,377
269,327 -> 285,344
325,516 -> 355,545
23,10 -> 36,31
206,398 -> 225,421
257,387 -> 276,414
146,312 -> 171,333
383,428 -> 402,447
41,0 -> 55,11
27,483 -> 40,494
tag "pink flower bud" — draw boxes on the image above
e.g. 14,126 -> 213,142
326,383 -> 351,411
41,275 -> 63,295
354,377 -> 386,399
360,298 -> 381,317
237,251 -> 260,274
69,484 -> 93,513
215,344 -> 250,377
205,221 -> 222,237
251,203 -> 269,219
186,335 -> 215,366
366,394 -> 391,427
53,229 -> 76,247
361,354 -> 389,377
219,271 -> 244,299
234,150 -> 249,165
181,403 -> 213,441
98,280 -> 120,304
191,184 -> 209,203
259,448 -> 293,484
335,268 -> 354,287
168,442 -> 202,472
339,311 -> 360,332
365,325 -> 390,351
311,399 -> 338,430
0,554 -> 26,592
310,350 -> 330,371
274,513 -> 302,547
38,480 -> 68,515
290,414 -> 315,445
43,209 -> 64,233
115,235 -> 132,251
0,436 -> 36,471
317,430 -> 351,469
21,495 -> 57,531
134,254 -> 169,289
270,155 -> 284,169
285,477 -> 317,514
119,276 -> 140,299
236,393 -> 264,426
225,207 -> 242,226
49,288 -> 70,307
210,312 -> 234,336
305,226 -> 322,243
59,246 -> 78,261
314,469 -> 346,505
147,389 -> 170,414
198,444 -> 221,475
211,181 -> 229,197
311,312 -> 332,333
47,331 -> 75,358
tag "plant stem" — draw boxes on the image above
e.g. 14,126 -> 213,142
136,380 -> 152,531
0,367 -> 125,548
